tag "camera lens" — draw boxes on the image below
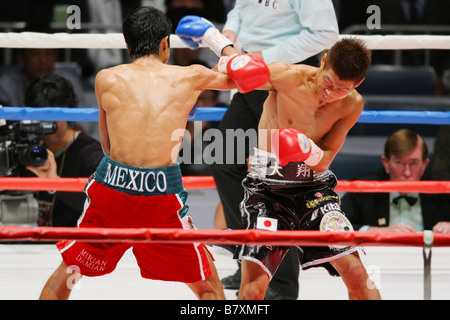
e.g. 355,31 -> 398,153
18,145 -> 48,167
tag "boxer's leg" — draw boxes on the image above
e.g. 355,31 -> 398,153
330,252 -> 381,300
186,247 -> 225,300
40,261 -> 82,300
237,259 -> 270,300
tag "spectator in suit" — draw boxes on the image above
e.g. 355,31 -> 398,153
341,129 -> 450,233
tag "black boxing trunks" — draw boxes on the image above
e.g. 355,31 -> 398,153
235,148 -> 360,278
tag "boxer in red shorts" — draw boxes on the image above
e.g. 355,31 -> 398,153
39,6 -> 268,300
56,155 -> 211,282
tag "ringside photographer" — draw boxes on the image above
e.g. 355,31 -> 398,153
6,74 -> 104,227
0,119 -> 57,226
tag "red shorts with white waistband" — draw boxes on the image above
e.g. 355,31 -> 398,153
56,176 -> 211,283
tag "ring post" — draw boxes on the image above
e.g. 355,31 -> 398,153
423,230 -> 434,300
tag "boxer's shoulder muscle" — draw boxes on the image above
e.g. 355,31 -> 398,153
269,63 -> 312,90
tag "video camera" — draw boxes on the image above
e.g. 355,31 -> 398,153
0,120 -> 57,177
0,120 -> 57,226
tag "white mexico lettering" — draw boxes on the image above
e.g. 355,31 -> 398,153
104,164 -> 167,193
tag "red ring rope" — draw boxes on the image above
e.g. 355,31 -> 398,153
0,177 -> 448,193
1,226 -> 450,247
1,177 -> 449,247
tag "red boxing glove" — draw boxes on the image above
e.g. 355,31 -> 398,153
271,128 -> 323,167
218,54 -> 270,93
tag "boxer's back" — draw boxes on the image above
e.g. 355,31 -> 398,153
96,58 -> 202,168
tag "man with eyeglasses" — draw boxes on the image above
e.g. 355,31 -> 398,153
341,129 -> 450,233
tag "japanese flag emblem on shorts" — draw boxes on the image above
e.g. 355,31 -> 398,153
257,217 -> 278,231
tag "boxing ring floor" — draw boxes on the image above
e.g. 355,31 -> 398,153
1,189 -> 450,300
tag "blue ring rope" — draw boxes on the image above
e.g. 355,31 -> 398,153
0,107 -> 449,124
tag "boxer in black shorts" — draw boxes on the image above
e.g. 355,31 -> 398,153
231,38 -> 380,300
236,149 -> 359,278
182,18 -> 379,299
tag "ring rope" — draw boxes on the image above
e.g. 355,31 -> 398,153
1,226 -> 450,247
0,177 -> 449,193
1,107 -> 449,125
0,33 -> 449,50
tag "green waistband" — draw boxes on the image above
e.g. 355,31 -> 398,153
94,155 -> 184,196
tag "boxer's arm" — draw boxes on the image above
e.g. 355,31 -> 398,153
189,64 -> 237,91
315,95 -> 364,172
243,62 -> 300,92
268,62 -> 305,90
182,64 -> 236,118
222,45 -> 240,57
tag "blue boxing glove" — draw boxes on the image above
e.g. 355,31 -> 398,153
176,15 -> 233,57
176,16 -> 212,50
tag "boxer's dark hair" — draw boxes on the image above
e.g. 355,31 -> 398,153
123,6 -> 172,59
325,38 -> 371,84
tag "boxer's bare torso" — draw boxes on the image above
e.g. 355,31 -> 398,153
95,56 -> 235,168
258,62 -> 364,172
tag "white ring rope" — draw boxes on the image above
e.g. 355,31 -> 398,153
0,32 -> 449,50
